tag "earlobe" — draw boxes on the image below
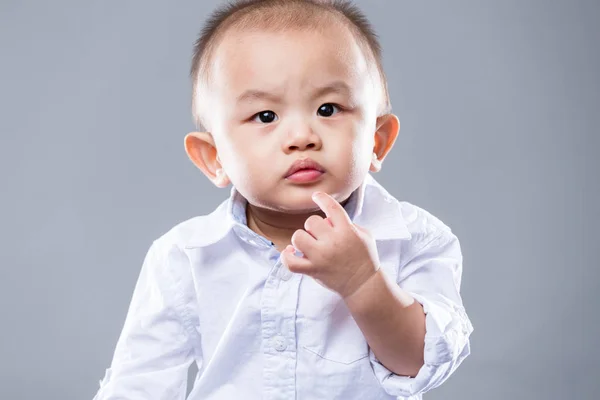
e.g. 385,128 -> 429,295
369,152 -> 383,172
370,114 -> 400,173
184,132 -> 230,188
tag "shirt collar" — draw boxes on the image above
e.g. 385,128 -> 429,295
187,174 -> 411,248
350,174 -> 412,241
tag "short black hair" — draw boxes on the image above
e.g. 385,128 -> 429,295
190,0 -> 391,131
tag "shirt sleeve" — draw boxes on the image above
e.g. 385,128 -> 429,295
370,229 -> 474,398
93,241 -> 198,400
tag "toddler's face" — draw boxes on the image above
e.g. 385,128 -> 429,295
192,23 -> 396,214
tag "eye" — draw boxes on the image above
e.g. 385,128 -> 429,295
251,110 -> 278,124
317,103 -> 341,117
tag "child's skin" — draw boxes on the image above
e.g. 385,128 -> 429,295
185,20 -> 426,377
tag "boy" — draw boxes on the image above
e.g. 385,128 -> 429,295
94,1 -> 473,399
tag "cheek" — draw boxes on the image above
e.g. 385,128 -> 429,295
349,140 -> 375,176
353,119 -> 376,163
217,135 -> 273,187
336,124 -> 375,172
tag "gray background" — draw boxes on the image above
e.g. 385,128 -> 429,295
1,0 -> 598,399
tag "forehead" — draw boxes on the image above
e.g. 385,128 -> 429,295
209,23 -> 371,100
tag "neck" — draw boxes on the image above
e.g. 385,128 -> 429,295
245,198 -> 351,250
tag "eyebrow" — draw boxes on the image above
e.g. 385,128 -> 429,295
235,81 -> 352,105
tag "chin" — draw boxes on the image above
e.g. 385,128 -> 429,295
276,197 -> 322,214
279,186 -> 346,210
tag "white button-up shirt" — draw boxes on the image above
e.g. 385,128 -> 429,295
93,174 -> 473,400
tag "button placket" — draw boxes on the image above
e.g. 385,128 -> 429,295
279,266 -> 293,281
272,335 -> 287,352
261,257 -> 302,399
278,248 -> 303,281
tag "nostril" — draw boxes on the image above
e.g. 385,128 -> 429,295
307,143 -> 315,149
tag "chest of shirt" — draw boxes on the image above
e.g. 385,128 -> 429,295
182,236 -> 404,367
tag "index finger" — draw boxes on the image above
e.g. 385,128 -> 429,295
311,192 -> 351,227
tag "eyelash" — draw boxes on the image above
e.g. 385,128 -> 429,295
249,103 -> 343,124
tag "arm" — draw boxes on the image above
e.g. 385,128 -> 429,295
344,268 -> 426,377
347,230 -> 473,398
281,192 -> 472,398
93,242 -> 199,400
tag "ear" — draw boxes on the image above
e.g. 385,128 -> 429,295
370,114 -> 400,173
184,132 -> 230,188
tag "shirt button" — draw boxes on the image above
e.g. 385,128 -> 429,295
272,335 -> 287,352
280,267 -> 293,281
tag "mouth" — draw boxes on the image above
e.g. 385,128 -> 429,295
284,158 -> 325,183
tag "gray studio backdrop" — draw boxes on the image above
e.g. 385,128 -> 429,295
1,1 -> 598,399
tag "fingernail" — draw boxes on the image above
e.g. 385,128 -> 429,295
312,192 -> 320,199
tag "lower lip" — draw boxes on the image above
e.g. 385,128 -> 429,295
286,169 -> 324,183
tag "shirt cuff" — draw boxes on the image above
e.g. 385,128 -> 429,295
370,292 -> 473,398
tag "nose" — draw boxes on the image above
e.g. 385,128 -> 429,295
283,124 -> 322,153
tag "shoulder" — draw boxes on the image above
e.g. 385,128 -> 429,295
397,200 -> 455,240
395,199 -> 462,263
135,199 -> 230,288
151,198 -> 231,252
365,175 -> 455,240
362,175 -> 459,251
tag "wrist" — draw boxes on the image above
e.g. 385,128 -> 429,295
342,266 -> 382,307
